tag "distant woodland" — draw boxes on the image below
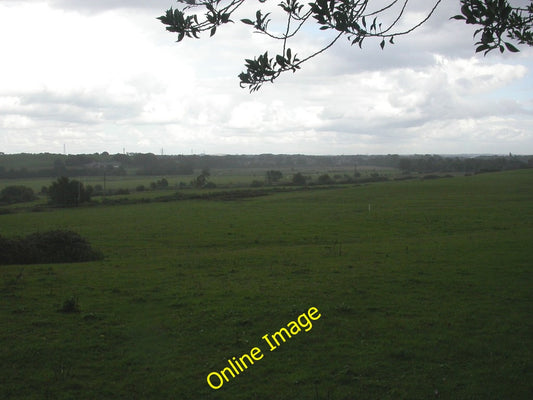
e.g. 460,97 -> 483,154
0,152 -> 531,179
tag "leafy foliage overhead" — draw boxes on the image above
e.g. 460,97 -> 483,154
452,0 -> 532,54
159,0 -> 533,91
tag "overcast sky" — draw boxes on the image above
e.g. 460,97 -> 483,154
0,0 -> 532,155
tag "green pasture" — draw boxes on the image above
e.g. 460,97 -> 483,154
1,170 -> 532,399
0,165 -> 396,194
0,175 -> 191,193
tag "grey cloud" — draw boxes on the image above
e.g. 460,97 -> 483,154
2,0 -> 174,13
2,89 -> 144,125
1,0 -> 531,155
52,0 -> 173,13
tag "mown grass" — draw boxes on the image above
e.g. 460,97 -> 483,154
0,170 -> 532,399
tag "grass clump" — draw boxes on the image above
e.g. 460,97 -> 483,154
58,296 -> 80,313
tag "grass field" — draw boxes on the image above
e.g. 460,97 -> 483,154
0,165 -> 396,193
1,170 -> 532,399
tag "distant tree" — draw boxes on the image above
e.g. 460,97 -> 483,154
317,173 -> 334,185
0,185 -> 37,204
193,168 -> 211,188
177,161 -> 195,175
159,0 -> 532,91
150,178 -> 170,190
53,159 -> 67,175
48,177 -> 92,207
194,174 -> 206,187
292,172 -> 307,185
112,153 -> 131,165
399,158 -> 412,173
65,154 -> 93,167
266,170 -> 283,184
194,172 -> 207,188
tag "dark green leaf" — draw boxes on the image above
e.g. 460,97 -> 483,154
504,42 -> 520,52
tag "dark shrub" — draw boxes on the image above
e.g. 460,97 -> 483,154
150,178 -> 169,190
0,230 -> 103,265
292,172 -> 307,186
266,170 -> 282,184
317,174 -> 334,185
0,185 -> 37,204
0,235 -> 18,265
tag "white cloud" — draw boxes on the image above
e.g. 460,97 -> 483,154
0,0 -> 531,155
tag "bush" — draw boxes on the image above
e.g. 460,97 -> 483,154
0,185 -> 37,204
48,177 -> 91,207
0,230 -> 103,265
150,178 -> 169,190
266,170 -> 283,184
292,172 -> 307,186
317,174 -> 334,185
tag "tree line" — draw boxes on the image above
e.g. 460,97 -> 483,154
1,153 -> 531,179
